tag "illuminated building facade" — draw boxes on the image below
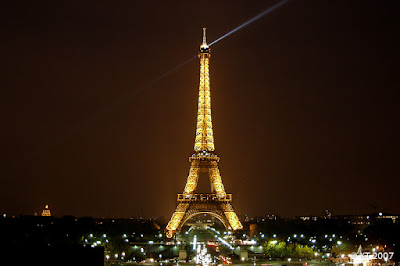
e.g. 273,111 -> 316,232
41,204 -> 51,217
165,29 -> 243,238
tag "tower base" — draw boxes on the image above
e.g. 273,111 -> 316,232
165,194 -> 242,238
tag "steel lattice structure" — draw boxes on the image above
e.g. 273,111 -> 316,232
165,29 -> 243,238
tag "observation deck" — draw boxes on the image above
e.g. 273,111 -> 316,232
177,193 -> 232,203
189,151 -> 220,162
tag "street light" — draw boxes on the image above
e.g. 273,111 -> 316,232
337,241 -> 342,263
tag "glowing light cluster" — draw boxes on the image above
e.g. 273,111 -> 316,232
224,211 -> 242,231
194,51 -> 214,152
165,207 -> 187,238
41,205 -> 51,217
194,244 -> 213,265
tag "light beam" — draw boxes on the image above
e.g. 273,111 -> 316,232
209,0 -> 290,46
57,1 -> 291,141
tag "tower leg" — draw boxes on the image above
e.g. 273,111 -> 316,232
183,161 -> 200,195
165,203 -> 189,238
222,203 -> 243,230
209,161 -> 226,195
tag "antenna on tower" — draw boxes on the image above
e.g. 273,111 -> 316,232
200,27 -> 209,50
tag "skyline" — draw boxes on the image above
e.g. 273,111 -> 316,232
1,0 -> 399,218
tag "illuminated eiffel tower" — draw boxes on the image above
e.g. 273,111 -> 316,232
165,29 -> 243,238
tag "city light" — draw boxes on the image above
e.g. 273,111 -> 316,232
193,235 -> 197,250
217,236 -> 234,250
194,244 -> 212,265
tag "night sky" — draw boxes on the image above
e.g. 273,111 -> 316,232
1,0 -> 399,219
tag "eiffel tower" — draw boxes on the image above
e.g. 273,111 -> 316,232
165,28 -> 243,238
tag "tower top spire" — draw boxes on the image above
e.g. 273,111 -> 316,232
195,28 -> 214,152
200,28 -> 209,51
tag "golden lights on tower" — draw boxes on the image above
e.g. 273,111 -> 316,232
194,28 -> 214,152
165,29 -> 243,238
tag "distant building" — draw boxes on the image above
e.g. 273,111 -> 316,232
296,216 -> 318,221
377,212 -> 398,223
323,209 -> 332,219
41,205 -> 51,217
243,214 -> 278,223
348,215 -> 371,225
332,213 -> 399,225
266,214 -> 278,221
